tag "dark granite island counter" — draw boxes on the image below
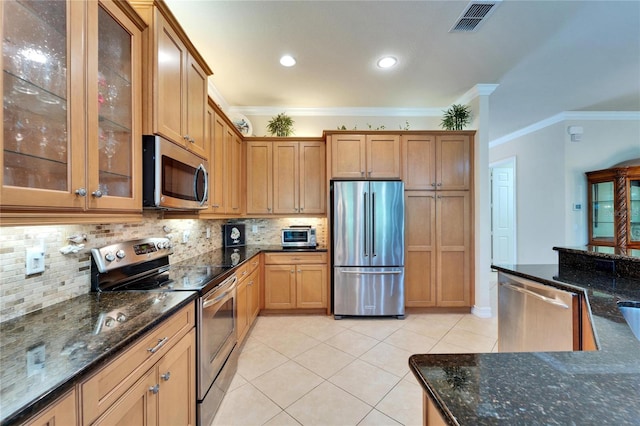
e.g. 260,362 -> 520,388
409,264 -> 640,425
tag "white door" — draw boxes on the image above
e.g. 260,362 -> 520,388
491,163 -> 516,265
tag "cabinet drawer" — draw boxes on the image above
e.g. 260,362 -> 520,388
237,254 -> 261,282
81,302 -> 195,425
264,252 -> 327,265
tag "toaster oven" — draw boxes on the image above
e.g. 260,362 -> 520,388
282,226 -> 317,248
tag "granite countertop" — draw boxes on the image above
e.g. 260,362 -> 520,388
0,291 -> 196,426
409,264 -> 640,425
0,245 -> 327,425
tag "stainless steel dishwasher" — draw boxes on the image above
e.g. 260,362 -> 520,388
498,272 -> 579,352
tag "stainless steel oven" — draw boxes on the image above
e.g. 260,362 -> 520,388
90,238 -> 240,426
197,274 -> 237,426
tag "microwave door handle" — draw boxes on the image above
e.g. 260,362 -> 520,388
194,164 -> 208,206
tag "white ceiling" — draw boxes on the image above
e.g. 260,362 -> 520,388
164,0 -> 640,141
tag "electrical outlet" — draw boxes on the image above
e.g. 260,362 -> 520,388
252,224 -> 258,233
206,227 -> 211,239
26,247 -> 45,275
182,230 -> 190,244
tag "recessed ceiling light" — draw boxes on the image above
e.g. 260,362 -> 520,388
280,55 -> 296,67
377,56 -> 397,69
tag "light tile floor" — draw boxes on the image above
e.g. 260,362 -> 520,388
212,309 -> 498,426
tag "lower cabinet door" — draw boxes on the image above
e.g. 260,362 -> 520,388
236,280 -> 249,340
92,368 -> 157,426
25,390 -> 77,426
158,329 -> 196,426
264,264 -> 296,309
296,264 -> 327,308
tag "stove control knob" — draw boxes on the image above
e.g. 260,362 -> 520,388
105,252 -> 116,262
116,312 -> 127,323
105,317 -> 115,327
116,250 -> 126,259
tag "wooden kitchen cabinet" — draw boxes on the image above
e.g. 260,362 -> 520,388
246,140 -> 273,214
81,303 -> 195,426
131,0 -> 211,159
329,133 -> 401,179
245,138 -> 325,215
586,159 -> 640,248
236,255 -> 261,343
264,252 -> 327,310
1,0 -> 144,223
405,191 -> 471,307
402,133 -> 471,190
201,101 -> 243,216
24,390 -> 77,426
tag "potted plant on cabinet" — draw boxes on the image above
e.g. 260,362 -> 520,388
440,104 -> 471,130
267,112 -> 295,137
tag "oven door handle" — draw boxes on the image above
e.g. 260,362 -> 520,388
202,276 -> 237,308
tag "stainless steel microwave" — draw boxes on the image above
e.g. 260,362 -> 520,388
142,135 -> 209,210
282,226 -> 317,248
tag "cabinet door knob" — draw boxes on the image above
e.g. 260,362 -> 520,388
149,384 -> 160,394
161,372 -> 171,381
290,270 -> 294,273
298,269 -> 302,273
184,134 -> 190,141
75,188 -> 87,197
91,189 -> 103,198
431,183 -> 436,187
437,183 -> 442,187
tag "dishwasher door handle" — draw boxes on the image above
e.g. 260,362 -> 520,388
501,282 -> 570,309
340,270 -> 402,275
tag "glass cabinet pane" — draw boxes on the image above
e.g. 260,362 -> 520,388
96,4 -> 132,198
630,179 -> 640,243
591,181 -> 615,241
3,0 -> 69,191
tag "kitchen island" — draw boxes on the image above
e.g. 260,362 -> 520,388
410,263 -> 640,425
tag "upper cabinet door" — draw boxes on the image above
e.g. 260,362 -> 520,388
1,0 -> 85,209
402,134 -> 436,190
185,54 -> 207,158
366,134 -> 400,179
331,134 -> 366,178
299,141 -> 326,214
86,0 -> 142,211
154,11 -> 186,145
436,134 -> 470,190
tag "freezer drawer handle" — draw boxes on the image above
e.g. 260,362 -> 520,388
339,270 -> 402,275
500,282 -> 569,309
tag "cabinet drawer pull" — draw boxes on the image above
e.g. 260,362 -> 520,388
161,371 -> 171,381
149,384 -> 160,394
148,337 -> 168,354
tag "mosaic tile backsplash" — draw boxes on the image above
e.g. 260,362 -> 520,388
0,213 -> 326,322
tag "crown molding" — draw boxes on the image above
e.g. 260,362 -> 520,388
456,84 -> 499,105
489,111 -> 640,148
207,81 -> 229,112
228,106 -> 444,117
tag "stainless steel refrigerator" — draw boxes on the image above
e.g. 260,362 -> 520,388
332,181 -> 405,319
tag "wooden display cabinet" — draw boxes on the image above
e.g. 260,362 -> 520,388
586,159 -> 640,248
1,0 -> 144,222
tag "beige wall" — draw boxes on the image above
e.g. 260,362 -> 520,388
489,118 -> 640,264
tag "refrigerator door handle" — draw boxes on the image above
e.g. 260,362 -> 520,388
339,270 -> 403,275
371,192 -> 376,257
363,192 -> 368,257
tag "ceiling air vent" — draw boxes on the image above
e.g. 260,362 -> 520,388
450,0 -> 501,32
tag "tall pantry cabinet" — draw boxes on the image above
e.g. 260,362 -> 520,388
403,133 -> 474,308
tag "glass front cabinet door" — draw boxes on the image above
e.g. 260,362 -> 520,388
1,0 -> 143,218
587,160 -> 640,249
